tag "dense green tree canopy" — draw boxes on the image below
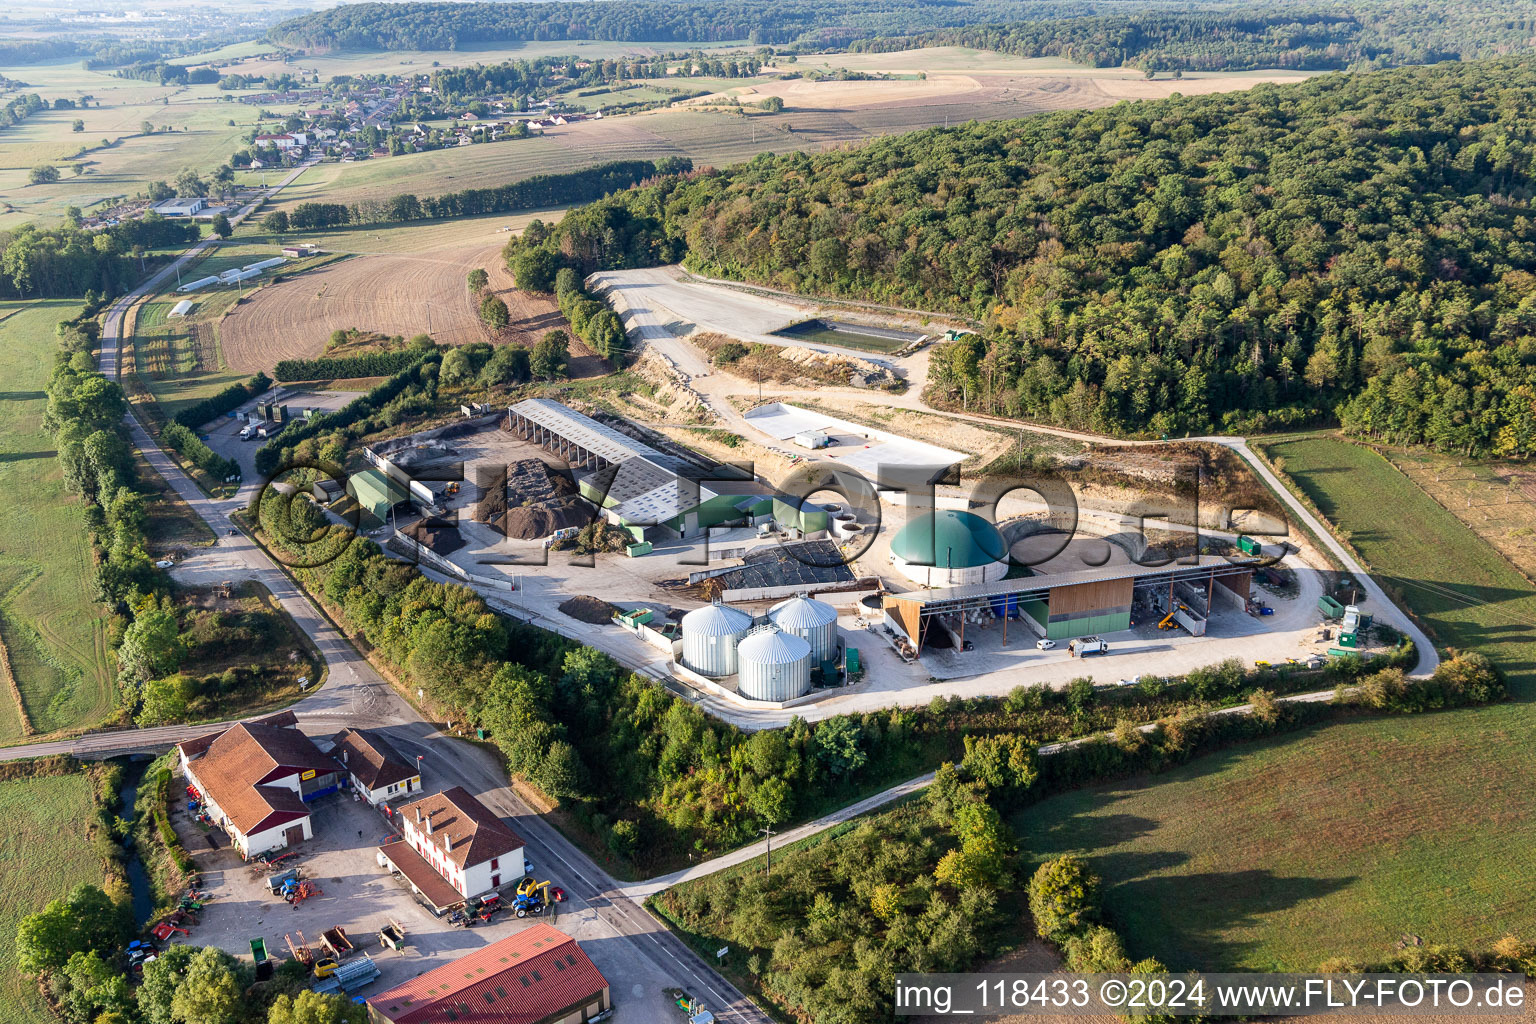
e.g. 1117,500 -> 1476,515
507,57 -> 1536,452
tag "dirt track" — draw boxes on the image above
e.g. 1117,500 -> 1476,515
218,243 -> 580,374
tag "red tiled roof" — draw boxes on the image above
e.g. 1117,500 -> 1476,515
369,924 -> 608,1024
401,787 -> 525,871
332,728 -> 417,791
186,722 -> 338,835
178,711 -> 295,759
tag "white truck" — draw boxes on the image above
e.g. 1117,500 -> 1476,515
1068,636 -> 1108,657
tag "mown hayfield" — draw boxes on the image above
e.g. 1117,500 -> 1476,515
0,301 -> 114,739
0,771 -> 104,1024
1014,434 -> 1536,972
0,59 -> 265,229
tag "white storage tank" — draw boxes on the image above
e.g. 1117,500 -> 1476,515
680,601 -> 753,677
736,625 -> 812,702
768,594 -> 838,662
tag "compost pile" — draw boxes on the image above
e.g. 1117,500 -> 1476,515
477,459 -> 593,540
559,595 -> 617,624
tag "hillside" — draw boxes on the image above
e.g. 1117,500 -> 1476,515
505,58 -> 1536,452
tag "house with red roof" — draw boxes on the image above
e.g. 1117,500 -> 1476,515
366,924 -> 610,1024
177,712 -> 343,858
377,786 -> 526,912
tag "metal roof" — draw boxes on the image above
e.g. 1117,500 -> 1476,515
737,624 -> 811,665
886,555 -> 1257,610
512,398 -> 687,471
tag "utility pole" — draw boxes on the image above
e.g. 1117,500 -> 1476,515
759,826 -> 776,877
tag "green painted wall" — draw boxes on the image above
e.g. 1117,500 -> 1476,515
1046,609 -> 1132,640
771,498 -> 829,533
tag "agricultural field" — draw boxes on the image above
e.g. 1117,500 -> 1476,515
218,238 -> 574,372
0,770 -> 105,1024
1384,444 -> 1536,587
0,59 -> 265,229
0,301 -> 115,740
1014,433 -> 1536,972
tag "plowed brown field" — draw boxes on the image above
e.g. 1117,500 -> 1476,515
218,242 -> 591,374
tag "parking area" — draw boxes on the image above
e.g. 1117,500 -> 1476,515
201,387 -> 363,483
164,768 -> 677,1018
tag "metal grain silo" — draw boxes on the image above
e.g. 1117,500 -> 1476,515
767,594 -> 838,662
680,601 -> 753,677
736,625 -> 812,701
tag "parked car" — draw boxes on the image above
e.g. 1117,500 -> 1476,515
1035,639 -> 1056,650
155,559 -> 175,569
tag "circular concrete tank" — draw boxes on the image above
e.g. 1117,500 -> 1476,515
736,625 -> 812,702
768,594 -> 839,662
680,601 -> 753,677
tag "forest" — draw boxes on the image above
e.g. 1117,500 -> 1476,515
853,1 -> 1536,72
270,0 -> 1536,68
505,57 -> 1536,454
0,219 -> 200,299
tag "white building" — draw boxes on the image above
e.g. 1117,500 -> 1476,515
155,197 -> 205,217
177,712 -> 343,859
329,728 -> 420,805
378,787 -> 525,911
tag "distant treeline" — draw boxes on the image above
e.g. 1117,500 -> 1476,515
286,157 -> 692,231
851,3 -> 1536,71
274,351 -> 421,381
270,0 -> 1536,69
0,219 -> 199,300
268,0 -> 1110,50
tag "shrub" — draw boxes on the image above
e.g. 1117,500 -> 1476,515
1027,855 -> 1100,941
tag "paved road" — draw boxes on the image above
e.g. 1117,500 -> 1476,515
35,179 -> 779,1024
597,267 -> 1438,677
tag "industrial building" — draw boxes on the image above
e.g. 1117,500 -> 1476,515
737,625 -> 812,701
888,509 -> 1010,587
177,712 -> 343,858
883,556 -> 1255,653
377,786 -> 526,912
366,924 -> 611,1024
155,197 -> 206,217
328,728 -> 420,806
507,399 -> 816,544
349,467 -> 412,524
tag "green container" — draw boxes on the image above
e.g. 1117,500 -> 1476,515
625,540 -> 652,557
845,648 -> 861,675
1237,535 -> 1262,556
1338,631 -> 1358,648
1318,595 -> 1345,619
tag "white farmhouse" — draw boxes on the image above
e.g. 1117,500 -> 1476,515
178,712 -> 343,859
329,727 -> 420,805
377,786 -> 525,911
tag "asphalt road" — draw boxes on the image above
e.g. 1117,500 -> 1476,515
7,172 -> 776,1024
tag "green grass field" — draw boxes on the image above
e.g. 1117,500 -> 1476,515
0,301 -> 114,739
0,59 -> 266,229
0,771 -> 104,1024
1013,434 -> 1536,972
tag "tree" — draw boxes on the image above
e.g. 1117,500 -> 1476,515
59,950 -> 131,1024
138,944 -> 196,1024
439,347 -> 475,385
15,884 -> 127,975
812,717 -> 866,778
137,673 -> 195,725
146,180 -> 173,201
118,604 -> 183,684
479,343 -> 530,385
28,164 -> 60,185
266,990 -> 366,1024
511,249 -> 557,292
71,118 -> 84,132
1027,855 -> 1101,941
170,947 -> 247,1024
749,775 -> 792,824
479,294 -> 510,329
530,330 -> 569,380
210,213 -> 232,239
173,168 -> 206,197
536,740 -> 587,799
934,801 -> 1013,891
467,267 -> 489,291
140,120 -> 154,134
261,210 -> 289,233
